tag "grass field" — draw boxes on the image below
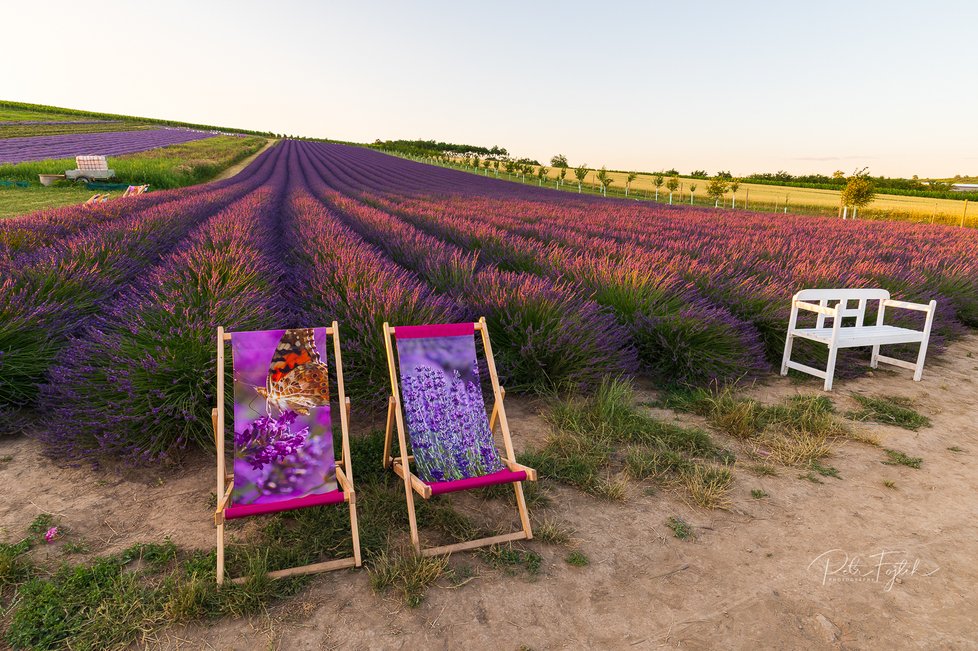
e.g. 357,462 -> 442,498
436,157 -> 974,227
0,136 -> 268,217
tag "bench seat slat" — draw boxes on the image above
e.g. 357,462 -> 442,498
791,325 -> 924,348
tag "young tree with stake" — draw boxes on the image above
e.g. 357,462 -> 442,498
653,173 -> 665,201
707,176 -> 729,207
689,182 -> 697,205
626,171 -> 637,197
537,165 -> 549,186
574,164 -> 589,193
841,169 -> 876,219
729,180 -> 740,209
666,175 -> 680,204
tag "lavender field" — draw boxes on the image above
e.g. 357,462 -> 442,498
0,127 -> 217,164
3,140 -> 978,463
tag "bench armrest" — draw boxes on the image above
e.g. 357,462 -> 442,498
794,300 -> 838,316
883,299 -> 934,313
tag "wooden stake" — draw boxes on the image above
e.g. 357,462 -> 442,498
215,327 -> 225,585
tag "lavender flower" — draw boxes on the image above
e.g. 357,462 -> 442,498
234,411 -> 308,471
401,364 -> 503,482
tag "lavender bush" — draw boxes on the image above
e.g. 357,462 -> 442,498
0,128 -> 214,164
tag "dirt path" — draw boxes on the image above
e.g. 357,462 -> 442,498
213,138 -> 279,181
2,337 -> 976,650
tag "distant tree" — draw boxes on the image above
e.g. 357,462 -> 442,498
626,171 -> 638,197
728,180 -> 741,208
652,173 -> 665,201
537,165 -> 549,186
690,169 -> 708,179
666,175 -> 680,204
551,154 -> 569,168
689,182 -> 697,204
597,167 -> 614,196
482,158 -> 492,175
505,160 -> 517,175
493,160 -> 500,176
715,170 -> 733,179
832,170 -> 846,180
706,176 -> 729,207
574,164 -> 589,193
472,156 -> 480,170
841,169 -> 876,219
558,167 -> 568,187
664,168 -> 679,176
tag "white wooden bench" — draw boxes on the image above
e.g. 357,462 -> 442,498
780,288 -> 937,391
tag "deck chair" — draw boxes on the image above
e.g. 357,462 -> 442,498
383,317 -> 538,556
213,322 -> 361,585
84,193 -> 110,205
122,184 -> 149,197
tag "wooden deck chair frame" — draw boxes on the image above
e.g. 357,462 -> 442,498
213,321 -> 361,585
382,317 -> 537,556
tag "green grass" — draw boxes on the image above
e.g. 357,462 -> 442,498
882,480 -> 897,489
564,550 -> 590,567
520,378 -> 733,504
664,387 -> 852,467
666,516 -> 694,540
883,448 -> 923,469
0,185 -> 97,218
847,395 -> 931,431
750,489 -> 768,499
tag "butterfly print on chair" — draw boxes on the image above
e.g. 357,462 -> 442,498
255,328 -> 330,415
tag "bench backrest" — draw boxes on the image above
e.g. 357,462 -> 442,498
793,288 -> 890,328
75,155 -> 108,171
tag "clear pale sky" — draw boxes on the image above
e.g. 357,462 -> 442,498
7,0 -> 977,177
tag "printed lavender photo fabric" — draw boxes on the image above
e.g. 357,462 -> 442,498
396,331 -> 504,483
230,328 -> 337,506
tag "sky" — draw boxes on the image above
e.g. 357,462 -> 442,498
7,0 -> 977,178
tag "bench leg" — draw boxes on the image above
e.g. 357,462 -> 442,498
913,339 -> 929,382
780,334 -> 794,376
824,345 -> 839,391
870,343 -> 880,369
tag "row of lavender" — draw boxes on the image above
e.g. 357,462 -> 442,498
7,139 -> 978,464
0,128 -> 216,164
0,143 -> 285,411
307,142 -> 978,373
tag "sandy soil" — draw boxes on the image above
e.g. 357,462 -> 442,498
213,139 -> 279,181
1,336 -> 976,650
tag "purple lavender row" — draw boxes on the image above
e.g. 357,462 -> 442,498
39,144 -> 294,463
0,143 -> 286,410
0,141 -> 281,271
0,120 -> 121,126
282,150 -> 459,407
0,128 -> 215,164
299,142 -> 638,391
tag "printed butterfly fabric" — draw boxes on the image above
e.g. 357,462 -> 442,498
230,328 -> 338,506
396,327 -> 504,483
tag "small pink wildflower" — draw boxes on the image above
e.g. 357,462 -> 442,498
44,526 -> 59,543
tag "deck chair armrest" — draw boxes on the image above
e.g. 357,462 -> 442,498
794,300 -> 838,317
214,480 -> 234,525
392,459 -> 433,499
502,458 -> 537,481
883,299 -> 935,314
335,466 -> 355,501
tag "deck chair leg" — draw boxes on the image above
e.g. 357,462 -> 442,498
513,481 -> 533,539
216,520 -> 225,585
780,334 -> 794,376
403,476 -> 421,551
383,397 -> 395,468
349,501 -> 362,567
824,345 -> 839,391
